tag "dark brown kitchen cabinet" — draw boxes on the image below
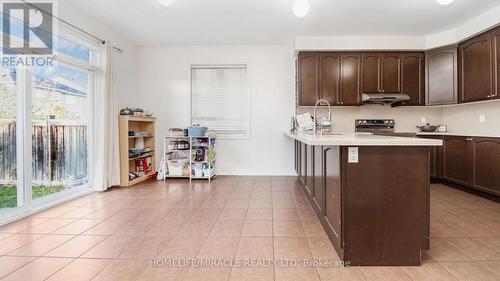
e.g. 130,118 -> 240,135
318,53 -> 361,106
492,26 -> 500,100
323,146 -> 342,251
420,134 -> 500,197
295,140 -> 300,175
442,136 -> 470,186
312,146 -> 324,214
419,135 -> 443,178
339,54 -> 361,105
458,32 -> 494,103
298,53 -> 320,106
470,138 -> 500,196
425,46 -> 458,105
382,54 -> 402,93
294,142 -> 435,265
300,143 -> 307,185
361,53 -> 402,94
402,53 -> 425,105
320,53 -> 340,105
306,145 -> 314,195
300,52 -> 361,106
429,145 -> 437,178
361,54 -> 381,93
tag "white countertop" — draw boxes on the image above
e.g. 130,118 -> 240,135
416,132 -> 500,138
286,132 -> 443,146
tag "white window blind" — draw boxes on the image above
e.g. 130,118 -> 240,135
191,64 -> 250,139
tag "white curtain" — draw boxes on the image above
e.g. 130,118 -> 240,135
93,42 -> 120,191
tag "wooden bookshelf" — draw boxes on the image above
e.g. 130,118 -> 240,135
119,115 -> 156,186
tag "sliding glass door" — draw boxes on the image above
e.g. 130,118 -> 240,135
0,69 -> 22,212
0,31 -> 98,222
30,63 -> 92,205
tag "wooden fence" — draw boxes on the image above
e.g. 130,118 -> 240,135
0,120 -> 88,186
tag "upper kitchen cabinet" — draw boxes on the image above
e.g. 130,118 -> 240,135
361,53 -> 402,94
492,26 -> 500,100
458,32 -> 494,103
339,54 -> 361,105
320,53 -> 341,105
382,54 -> 402,93
361,54 -> 381,93
299,52 -> 360,106
298,53 -> 320,106
402,53 -> 425,106
425,46 -> 458,105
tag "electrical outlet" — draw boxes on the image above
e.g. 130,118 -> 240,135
479,115 -> 486,123
421,117 -> 426,124
348,147 -> 359,163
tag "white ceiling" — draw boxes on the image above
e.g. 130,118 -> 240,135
66,0 -> 500,46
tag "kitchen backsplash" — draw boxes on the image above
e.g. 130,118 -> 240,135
297,105 -> 442,133
440,100 -> 500,136
297,100 -> 500,136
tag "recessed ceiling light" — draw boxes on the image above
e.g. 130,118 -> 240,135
293,0 -> 310,18
436,0 -> 455,7
157,0 -> 176,7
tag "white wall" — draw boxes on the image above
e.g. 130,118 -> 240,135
426,5 -> 500,49
295,5 -> 500,51
58,1 -> 140,109
137,45 -> 296,175
295,36 -> 427,51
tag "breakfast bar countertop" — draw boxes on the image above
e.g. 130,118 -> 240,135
285,131 -> 443,146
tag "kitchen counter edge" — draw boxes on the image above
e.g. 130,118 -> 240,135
285,132 -> 443,146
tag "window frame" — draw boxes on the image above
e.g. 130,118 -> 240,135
190,63 -> 252,140
0,25 -> 100,222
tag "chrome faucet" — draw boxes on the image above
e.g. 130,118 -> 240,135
313,99 -> 332,135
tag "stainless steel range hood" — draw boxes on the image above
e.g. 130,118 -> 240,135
361,93 -> 410,107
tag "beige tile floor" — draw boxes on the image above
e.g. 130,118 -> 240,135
0,177 -> 499,281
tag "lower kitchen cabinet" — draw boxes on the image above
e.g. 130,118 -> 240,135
420,135 -> 500,197
300,142 -> 307,185
294,140 -> 299,174
323,146 -> 342,251
470,138 -> 500,196
312,145 -> 325,213
306,145 -> 314,195
429,141 -> 439,178
295,143 -> 430,265
442,136 -> 470,186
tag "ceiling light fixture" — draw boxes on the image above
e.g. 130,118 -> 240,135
157,0 -> 176,7
436,0 -> 455,7
293,0 -> 310,18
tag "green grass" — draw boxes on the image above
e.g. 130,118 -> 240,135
0,184 -> 65,208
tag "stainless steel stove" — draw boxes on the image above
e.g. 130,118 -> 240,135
355,119 -> 417,137
355,119 -> 395,134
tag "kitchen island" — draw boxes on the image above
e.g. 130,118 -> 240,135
286,132 -> 443,266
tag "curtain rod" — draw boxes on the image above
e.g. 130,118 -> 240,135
23,1 -> 124,52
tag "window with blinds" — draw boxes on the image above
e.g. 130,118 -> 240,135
191,64 -> 250,139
